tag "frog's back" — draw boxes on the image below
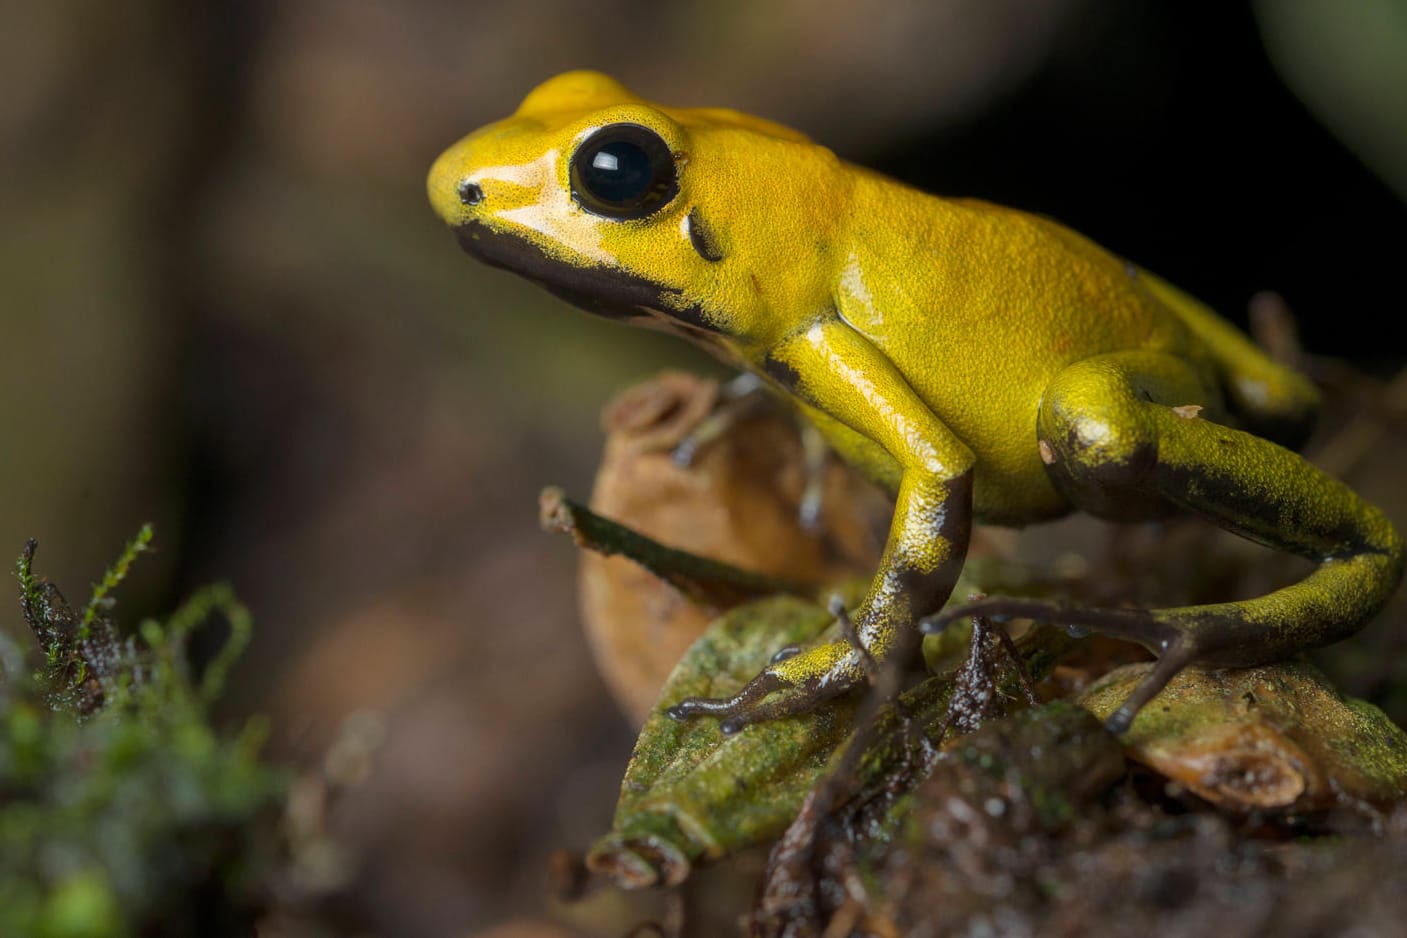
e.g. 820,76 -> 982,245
836,178 -> 1243,523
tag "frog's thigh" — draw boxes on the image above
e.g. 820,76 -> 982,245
1038,350 -> 1403,666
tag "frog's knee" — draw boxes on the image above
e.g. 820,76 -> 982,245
1040,396 -> 1157,489
1037,378 -> 1170,520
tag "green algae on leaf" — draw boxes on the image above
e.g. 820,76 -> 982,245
587,594 -> 856,888
589,596 -> 1075,890
1078,659 -> 1407,811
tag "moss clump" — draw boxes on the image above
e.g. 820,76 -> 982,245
0,533 -> 285,938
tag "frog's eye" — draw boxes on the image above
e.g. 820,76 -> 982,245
570,123 -> 678,220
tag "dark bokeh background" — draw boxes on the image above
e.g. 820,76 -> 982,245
4,1 -> 1405,935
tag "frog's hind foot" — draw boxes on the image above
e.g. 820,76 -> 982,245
921,597 -> 1196,734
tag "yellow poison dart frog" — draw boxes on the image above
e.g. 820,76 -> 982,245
428,71 -> 1403,735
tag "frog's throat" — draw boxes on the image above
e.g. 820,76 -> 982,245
451,222 -> 722,334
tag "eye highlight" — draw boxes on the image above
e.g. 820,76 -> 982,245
570,123 -> 678,220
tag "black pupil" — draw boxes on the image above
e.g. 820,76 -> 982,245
582,140 -> 654,204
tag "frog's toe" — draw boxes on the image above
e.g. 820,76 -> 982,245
664,669 -> 785,728
665,639 -> 865,733
1100,637 -> 1196,734
923,596 -> 1185,651
922,597 -> 1210,734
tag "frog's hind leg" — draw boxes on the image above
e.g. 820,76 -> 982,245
934,350 -> 1403,733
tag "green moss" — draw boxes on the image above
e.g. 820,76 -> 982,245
1,533 -> 285,937
37,872 -> 123,938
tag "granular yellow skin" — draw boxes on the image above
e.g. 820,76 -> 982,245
428,71 -> 1403,733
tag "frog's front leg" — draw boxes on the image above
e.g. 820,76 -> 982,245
936,350 -> 1404,734
667,317 -> 976,734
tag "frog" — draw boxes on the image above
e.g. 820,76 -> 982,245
427,71 -> 1403,735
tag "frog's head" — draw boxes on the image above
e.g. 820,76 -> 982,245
428,71 -> 851,353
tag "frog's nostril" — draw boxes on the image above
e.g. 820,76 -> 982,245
458,179 -> 484,206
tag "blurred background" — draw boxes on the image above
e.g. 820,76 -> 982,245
3,1 -> 1405,935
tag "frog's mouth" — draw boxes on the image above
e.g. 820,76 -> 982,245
451,222 -> 722,335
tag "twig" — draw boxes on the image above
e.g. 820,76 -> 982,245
539,486 -> 816,608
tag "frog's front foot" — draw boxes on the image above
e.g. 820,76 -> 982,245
665,637 -> 869,735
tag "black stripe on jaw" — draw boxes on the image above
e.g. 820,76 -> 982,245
451,221 -> 724,333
